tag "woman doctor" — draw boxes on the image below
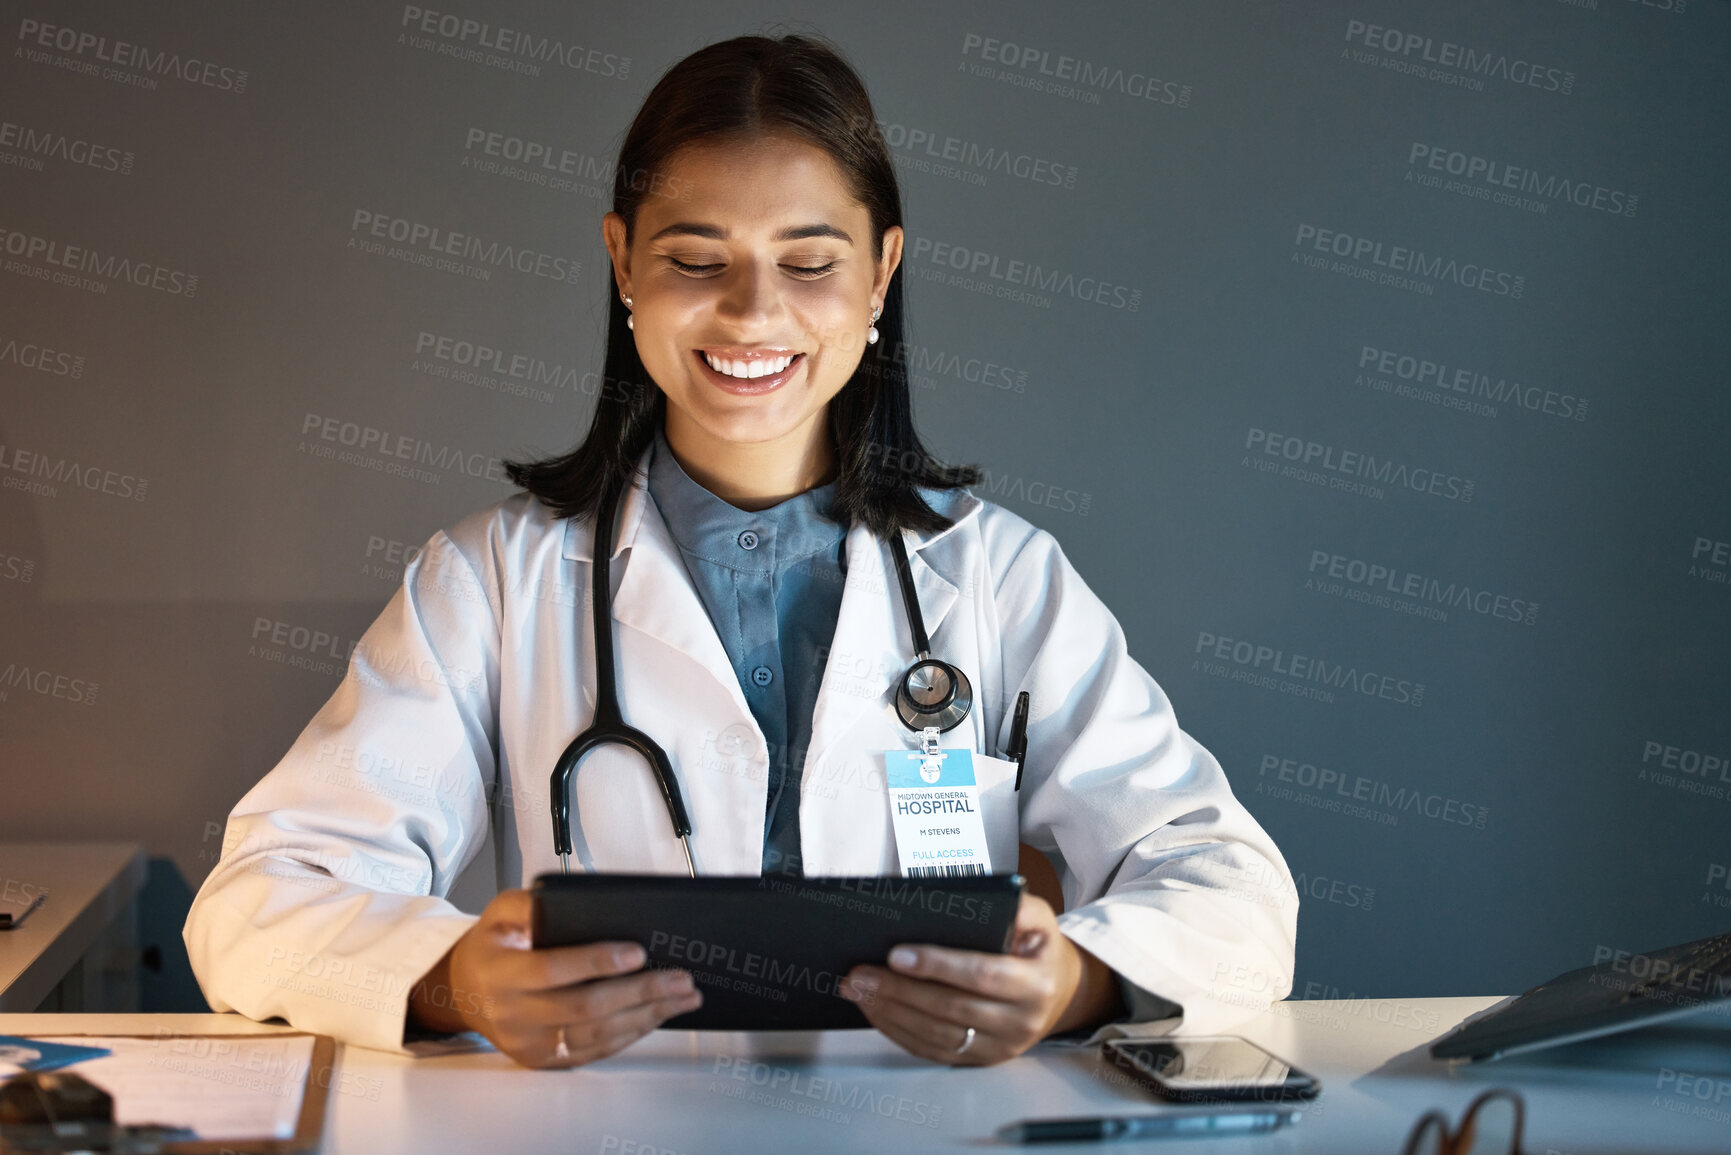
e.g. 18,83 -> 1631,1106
184,34 -> 1297,1070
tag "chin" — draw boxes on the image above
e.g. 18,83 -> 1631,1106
691,409 -> 812,447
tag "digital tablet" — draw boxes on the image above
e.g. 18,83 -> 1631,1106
531,873 -> 1025,1030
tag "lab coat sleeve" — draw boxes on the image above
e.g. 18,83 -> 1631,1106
990,524 -> 1298,1033
182,525 -> 502,1054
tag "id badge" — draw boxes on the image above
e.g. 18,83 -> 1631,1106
885,732 -> 992,878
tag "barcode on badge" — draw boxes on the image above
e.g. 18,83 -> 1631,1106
907,864 -> 986,878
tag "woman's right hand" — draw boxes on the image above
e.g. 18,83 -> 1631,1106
407,888 -> 702,1068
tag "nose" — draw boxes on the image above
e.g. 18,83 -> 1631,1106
715,257 -> 780,328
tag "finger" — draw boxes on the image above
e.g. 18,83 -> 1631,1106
516,988 -> 703,1069
504,940 -> 651,992
863,995 -> 1000,1067
534,968 -> 697,1025
848,965 -> 1020,1037
884,944 -> 1040,1003
474,893 -> 533,942
563,991 -> 704,1064
1014,891 -> 1055,933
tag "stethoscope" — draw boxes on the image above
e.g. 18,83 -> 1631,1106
550,483 -> 974,875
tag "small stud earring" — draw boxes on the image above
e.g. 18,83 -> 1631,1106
866,304 -> 881,346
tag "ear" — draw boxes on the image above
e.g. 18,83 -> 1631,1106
872,224 -> 904,305
602,212 -> 632,300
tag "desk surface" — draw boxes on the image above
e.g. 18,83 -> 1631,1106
0,842 -> 146,1011
4,1000 -> 1729,1154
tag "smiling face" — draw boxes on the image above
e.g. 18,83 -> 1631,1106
602,132 -> 903,496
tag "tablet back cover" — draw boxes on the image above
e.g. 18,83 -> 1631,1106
531,874 -> 1023,1030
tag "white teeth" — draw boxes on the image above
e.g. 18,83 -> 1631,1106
704,352 -> 794,379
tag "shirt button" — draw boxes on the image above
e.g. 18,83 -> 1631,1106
751,666 -> 774,687
737,530 -> 760,551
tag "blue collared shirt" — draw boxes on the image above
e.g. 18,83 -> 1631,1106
646,426 -> 846,877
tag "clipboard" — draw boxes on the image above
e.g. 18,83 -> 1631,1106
532,873 -> 1025,1030
2,1031 -> 336,1154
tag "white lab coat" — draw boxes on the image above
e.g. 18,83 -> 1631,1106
184,458 -> 1298,1054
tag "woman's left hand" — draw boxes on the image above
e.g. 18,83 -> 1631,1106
841,892 -> 1123,1066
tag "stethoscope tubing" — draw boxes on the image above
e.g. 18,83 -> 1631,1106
550,482 -> 696,875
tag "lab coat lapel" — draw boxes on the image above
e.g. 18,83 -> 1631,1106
610,500 -> 752,723
559,462 -> 765,874
800,523 -> 959,874
559,461 -> 752,723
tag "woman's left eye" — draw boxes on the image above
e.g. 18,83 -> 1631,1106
784,262 -> 838,278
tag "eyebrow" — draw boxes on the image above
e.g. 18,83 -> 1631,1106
647,222 -> 854,245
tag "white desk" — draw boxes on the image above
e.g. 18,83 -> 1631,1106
3,1001 -> 1729,1153
0,842 -> 147,1012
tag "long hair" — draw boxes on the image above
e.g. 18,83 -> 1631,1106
504,33 -> 978,539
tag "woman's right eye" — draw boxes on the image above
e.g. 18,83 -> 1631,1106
668,258 -> 722,274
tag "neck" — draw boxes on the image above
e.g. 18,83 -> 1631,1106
663,410 -> 836,510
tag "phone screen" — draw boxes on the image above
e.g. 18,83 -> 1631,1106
1106,1037 -> 1318,1101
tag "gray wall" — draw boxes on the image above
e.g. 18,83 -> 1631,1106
2,0 -> 1726,1010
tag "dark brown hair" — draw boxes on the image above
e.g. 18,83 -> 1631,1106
504,33 -> 978,538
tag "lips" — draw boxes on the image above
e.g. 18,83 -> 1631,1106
692,349 -> 805,395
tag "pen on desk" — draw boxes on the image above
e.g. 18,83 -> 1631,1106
1008,691 -> 1030,791
998,1109 -> 1301,1144
0,891 -> 46,930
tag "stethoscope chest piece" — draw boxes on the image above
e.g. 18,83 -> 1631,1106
896,657 -> 972,733
888,533 -> 973,734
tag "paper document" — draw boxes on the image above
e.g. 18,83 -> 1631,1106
34,1034 -> 313,1141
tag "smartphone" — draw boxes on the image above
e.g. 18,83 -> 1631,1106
1103,1036 -> 1320,1103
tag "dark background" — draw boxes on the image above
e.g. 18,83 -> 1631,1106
1,0 -> 1725,1011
